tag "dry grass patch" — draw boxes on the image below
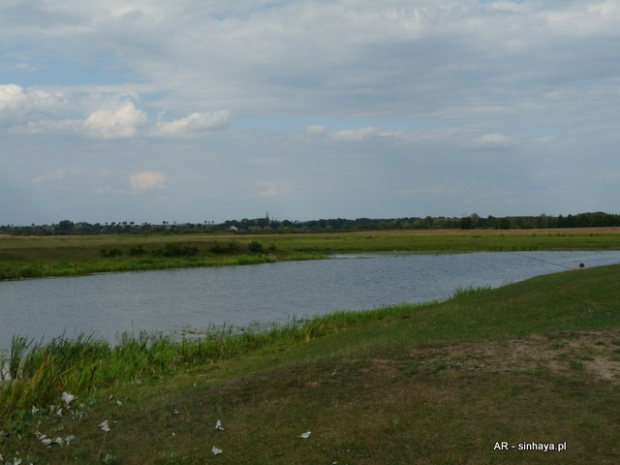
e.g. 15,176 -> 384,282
408,329 -> 620,384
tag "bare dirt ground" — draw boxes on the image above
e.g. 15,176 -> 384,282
408,329 -> 620,384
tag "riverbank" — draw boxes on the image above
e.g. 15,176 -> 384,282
1,228 -> 620,280
2,263 -> 620,464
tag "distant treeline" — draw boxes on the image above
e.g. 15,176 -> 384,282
1,211 -> 619,236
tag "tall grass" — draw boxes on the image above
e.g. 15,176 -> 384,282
0,308 -> 416,425
451,284 -> 492,298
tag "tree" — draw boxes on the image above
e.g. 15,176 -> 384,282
56,220 -> 75,234
460,216 -> 474,230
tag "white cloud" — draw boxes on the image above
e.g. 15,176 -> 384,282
332,127 -> 400,141
128,172 -> 165,192
488,1 -> 524,13
0,83 -> 229,139
0,84 -> 68,122
151,110 -> 231,137
0,84 -> 149,138
541,2 -> 620,37
0,84 -> 26,110
84,101 -> 147,138
472,133 -> 515,149
33,168 -> 70,183
305,125 -> 401,141
305,125 -> 328,137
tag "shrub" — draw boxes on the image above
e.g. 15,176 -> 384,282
248,240 -> 264,254
99,248 -> 122,258
129,245 -> 147,256
210,241 -> 240,254
154,243 -> 198,258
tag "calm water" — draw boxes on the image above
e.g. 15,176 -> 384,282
1,251 -> 619,348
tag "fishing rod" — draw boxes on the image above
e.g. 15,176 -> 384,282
510,252 -> 576,271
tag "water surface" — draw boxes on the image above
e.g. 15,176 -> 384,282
1,251 -> 618,347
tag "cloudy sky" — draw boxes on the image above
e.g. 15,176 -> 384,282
1,0 -> 619,225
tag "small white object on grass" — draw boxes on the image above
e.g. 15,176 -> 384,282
299,431 -> 311,439
212,446 -> 223,455
99,420 -> 111,432
215,420 -> 224,431
62,392 -> 76,406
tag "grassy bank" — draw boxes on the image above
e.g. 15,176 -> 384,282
2,263 -> 620,464
1,227 -> 620,280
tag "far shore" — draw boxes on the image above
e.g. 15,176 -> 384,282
1,227 -> 620,280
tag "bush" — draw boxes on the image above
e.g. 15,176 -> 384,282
18,266 -> 42,278
129,245 -> 147,256
248,240 -> 264,254
158,243 -> 198,257
210,241 -> 240,254
100,248 -> 122,258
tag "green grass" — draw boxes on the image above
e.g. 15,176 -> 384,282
2,227 -> 620,279
2,263 -> 620,463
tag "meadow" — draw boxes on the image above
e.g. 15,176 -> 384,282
1,227 -> 620,280
1,228 -> 620,463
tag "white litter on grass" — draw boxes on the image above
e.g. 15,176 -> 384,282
215,420 -> 224,431
0,455 -> 23,465
299,431 -> 311,439
99,420 -> 111,432
212,446 -> 223,455
36,431 -> 74,448
62,392 -> 76,406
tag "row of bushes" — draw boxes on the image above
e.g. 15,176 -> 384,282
100,241 -> 274,258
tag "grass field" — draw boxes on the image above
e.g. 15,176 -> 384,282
1,227 -> 620,280
2,259 -> 620,464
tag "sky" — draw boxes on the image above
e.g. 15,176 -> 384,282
1,0 -> 620,225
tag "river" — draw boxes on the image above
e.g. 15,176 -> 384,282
1,251 -> 619,348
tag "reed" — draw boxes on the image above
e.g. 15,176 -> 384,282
0,302 -> 431,424
451,284 -> 492,298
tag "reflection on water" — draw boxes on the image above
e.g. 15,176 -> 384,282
1,251 -> 619,347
